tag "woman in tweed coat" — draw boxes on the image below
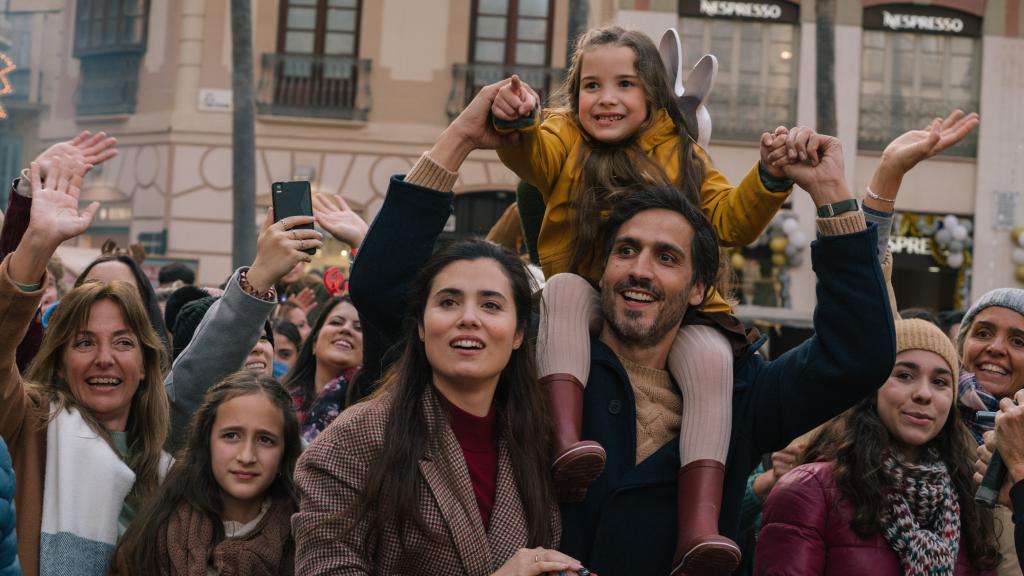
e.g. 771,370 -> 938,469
293,237 -> 580,574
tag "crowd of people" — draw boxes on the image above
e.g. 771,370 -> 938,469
1,23 -> 1023,576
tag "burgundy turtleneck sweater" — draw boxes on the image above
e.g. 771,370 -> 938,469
443,397 -> 499,530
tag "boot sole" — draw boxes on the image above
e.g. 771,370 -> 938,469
671,541 -> 741,576
553,444 -> 606,503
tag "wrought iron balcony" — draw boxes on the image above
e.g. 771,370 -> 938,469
447,63 -> 564,120
704,84 -> 797,143
257,53 -> 372,121
859,94 -> 978,157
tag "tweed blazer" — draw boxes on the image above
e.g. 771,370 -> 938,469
293,386 -> 560,575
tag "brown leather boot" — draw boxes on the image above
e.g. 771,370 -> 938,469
671,459 -> 741,576
541,373 -> 606,503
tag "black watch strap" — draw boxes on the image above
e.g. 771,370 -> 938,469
816,199 -> 859,218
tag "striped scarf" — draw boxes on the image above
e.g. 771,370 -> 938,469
957,370 -> 1000,445
879,450 -> 960,576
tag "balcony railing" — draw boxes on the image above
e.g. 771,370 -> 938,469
704,85 -> 797,143
447,63 -> 564,120
76,52 -> 142,116
256,53 -> 372,121
859,94 -> 979,157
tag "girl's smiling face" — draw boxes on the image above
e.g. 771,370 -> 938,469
577,45 -> 649,144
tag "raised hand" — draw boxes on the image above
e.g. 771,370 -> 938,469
880,110 -> 978,176
491,75 -> 538,121
246,209 -> 324,293
34,131 -> 118,182
866,110 -> 979,210
313,193 -> 367,248
780,135 -> 849,206
760,126 -> 791,178
10,158 -> 96,284
430,78 -> 524,172
28,158 -> 96,245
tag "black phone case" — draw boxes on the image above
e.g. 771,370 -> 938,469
272,181 -> 316,255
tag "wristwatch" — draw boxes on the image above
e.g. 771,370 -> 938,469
816,199 -> 859,218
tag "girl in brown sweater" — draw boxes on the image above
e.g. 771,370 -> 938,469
113,371 -> 302,576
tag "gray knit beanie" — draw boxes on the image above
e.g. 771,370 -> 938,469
956,288 -> 1024,354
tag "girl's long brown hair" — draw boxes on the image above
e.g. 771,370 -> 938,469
549,25 -> 707,276
802,396 -> 1000,571
26,281 -> 169,504
347,239 -> 555,555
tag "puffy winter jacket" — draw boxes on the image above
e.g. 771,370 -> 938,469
0,437 -> 20,576
755,461 -> 992,575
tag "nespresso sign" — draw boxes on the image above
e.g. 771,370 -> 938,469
863,4 -> 981,37
681,1 -> 800,24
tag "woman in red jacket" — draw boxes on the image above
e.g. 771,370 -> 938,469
755,317 -> 1000,575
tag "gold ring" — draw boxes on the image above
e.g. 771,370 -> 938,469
291,230 -> 297,240
299,239 -> 304,251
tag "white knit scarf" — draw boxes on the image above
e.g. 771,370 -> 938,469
39,406 -> 134,576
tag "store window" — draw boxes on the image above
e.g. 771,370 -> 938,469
73,0 -> 149,115
859,4 -> 981,156
679,0 -> 800,143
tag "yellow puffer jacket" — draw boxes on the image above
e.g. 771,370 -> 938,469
496,108 -> 792,314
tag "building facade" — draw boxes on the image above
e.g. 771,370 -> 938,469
1,0 -> 1022,313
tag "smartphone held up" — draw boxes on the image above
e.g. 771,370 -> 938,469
272,180 -> 317,255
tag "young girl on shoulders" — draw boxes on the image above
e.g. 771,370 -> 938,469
492,25 -> 817,575
113,371 -> 302,576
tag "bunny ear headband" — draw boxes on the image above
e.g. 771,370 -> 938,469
658,28 -> 719,149
101,238 -> 147,265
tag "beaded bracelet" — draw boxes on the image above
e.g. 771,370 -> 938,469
238,269 -> 276,301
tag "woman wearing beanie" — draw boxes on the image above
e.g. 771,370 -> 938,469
754,317 -> 999,575
956,287 -> 1024,574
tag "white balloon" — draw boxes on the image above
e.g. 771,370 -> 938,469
1013,249 -> 1024,265
782,218 -> 799,234
790,231 -> 808,246
948,240 -> 964,252
944,215 -> 959,230
935,228 -> 952,246
946,252 -> 964,268
951,225 -> 968,241
1017,232 -> 1024,248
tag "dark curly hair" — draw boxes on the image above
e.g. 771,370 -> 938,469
802,395 -> 1000,571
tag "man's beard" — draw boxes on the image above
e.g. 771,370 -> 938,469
600,276 -> 689,348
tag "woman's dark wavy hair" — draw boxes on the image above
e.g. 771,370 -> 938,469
548,25 -> 707,276
282,295 -> 350,409
117,370 -> 302,574
77,254 -> 169,352
802,394 -> 1000,571
348,239 -> 555,554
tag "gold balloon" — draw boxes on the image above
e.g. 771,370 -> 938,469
769,236 -> 789,253
730,252 -> 746,270
1013,227 -> 1024,242
771,253 -> 787,267
1016,265 -> 1024,284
